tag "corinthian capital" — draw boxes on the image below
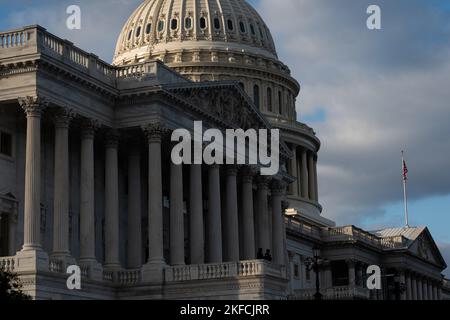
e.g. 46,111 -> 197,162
52,108 -> 75,129
142,122 -> 168,143
80,118 -> 100,140
271,180 -> 287,196
18,96 -> 49,117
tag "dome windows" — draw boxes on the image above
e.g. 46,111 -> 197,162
185,17 -> 193,29
253,85 -> 260,110
157,20 -> 165,32
267,87 -> 273,112
171,18 -> 178,30
214,17 -> 221,30
250,24 -> 256,36
145,23 -> 152,34
127,29 -> 133,40
199,17 -> 207,30
239,21 -> 246,33
227,19 -> 234,31
135,26 -> 141,37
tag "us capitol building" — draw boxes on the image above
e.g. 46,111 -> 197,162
0,0 -> 448,300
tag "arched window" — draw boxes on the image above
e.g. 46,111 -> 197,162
239,21 -> 246,33
214,18 -> 221,30
227,19 -> 234,31
146,23 -> 152,34
135,26 -> 141,37
267,87 -> 273,112
253,85 -> 260,110
250,24 -> 256,36
185,17 -> 192,29
200,17 -> 207,30
127,29 -> 133,40
171,19 -> 178,30
157,20 -> 165,32
278,90 -> 282,114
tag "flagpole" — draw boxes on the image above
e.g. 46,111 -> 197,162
402,151 -> 409,227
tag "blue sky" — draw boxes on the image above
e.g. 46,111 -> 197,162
1,0 -> 449,275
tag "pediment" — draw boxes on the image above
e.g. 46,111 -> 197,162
409,229 -> 447,268
163,81 -> 270,131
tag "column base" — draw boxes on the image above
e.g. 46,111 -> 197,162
142,260 -> 166,284
16,249 -> 49,272
79,259 -> 103,281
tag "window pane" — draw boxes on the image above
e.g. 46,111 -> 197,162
171,19 -> 178,30
158,20 -> 165,32
239,21 -> 246,33
135,26 -> 141,37
200,17 -> 207,29
214,18 -> 220,30
185,17 -> 192,29
227,19 -> 234,31
146,23 -> 152,34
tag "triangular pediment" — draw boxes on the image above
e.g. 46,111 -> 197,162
409,228 -> 447,268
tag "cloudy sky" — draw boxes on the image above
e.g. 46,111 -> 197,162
1,0 -> 449,275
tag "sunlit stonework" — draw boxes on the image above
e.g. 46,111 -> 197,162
0,0 -> 448,300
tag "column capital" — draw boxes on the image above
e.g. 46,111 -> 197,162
51,108 -> 75,129
271,180 -> 287,196
281,200 -> 290,211
142,122 -> 168,143
19,96 -> 49,117
105,129 -> 120,148
80,118 -> 100,139
255,176 -> 270,189
226,165 -> 239,176
240,166 -> 258,182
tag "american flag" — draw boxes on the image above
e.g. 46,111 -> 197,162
402,159 -> 408,181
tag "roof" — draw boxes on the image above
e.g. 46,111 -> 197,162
370,226 -> 426,241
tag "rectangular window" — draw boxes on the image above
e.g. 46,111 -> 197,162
0,131 -> 13,157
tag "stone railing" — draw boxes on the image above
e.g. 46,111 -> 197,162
0,256 -> 16,272
291,286 -> 370,300
49,259 -> 64,273
0,28 -> 31,49
165,260 -> 287,282
102,269 -> 142,285
285,217 -> 321,239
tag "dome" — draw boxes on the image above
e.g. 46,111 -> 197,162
113,0 -> 279,65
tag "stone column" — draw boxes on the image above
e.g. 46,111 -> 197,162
143,124 -> 166,265
142,123 -> 166,283
170,161 -> 185,266
400,271 -> 407,300
78,120 -> 101,279
104,131 -> 120,269
189,164 -> 204,264
207,165 -> 222,263
240,167 -> 256,260
300,148 -> 309,199
289,146 -> 298,196
313,156 -> 319,202
411,275 -> 417,300
428,281 -> 433,300
256,177 -> 270,253
224,166 -> 239,262
422,279 -> 429,300
19,97 -> 47,251
308,152 -> 317,201
51,109 -> 72,259
438,285 -> 442,300
271,180 -> 285,265
348,260 -> 356,287
417,277 -> 423,300
433,283 -> 438,300
127,144 -> 142,269
406,273 -> 412,300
